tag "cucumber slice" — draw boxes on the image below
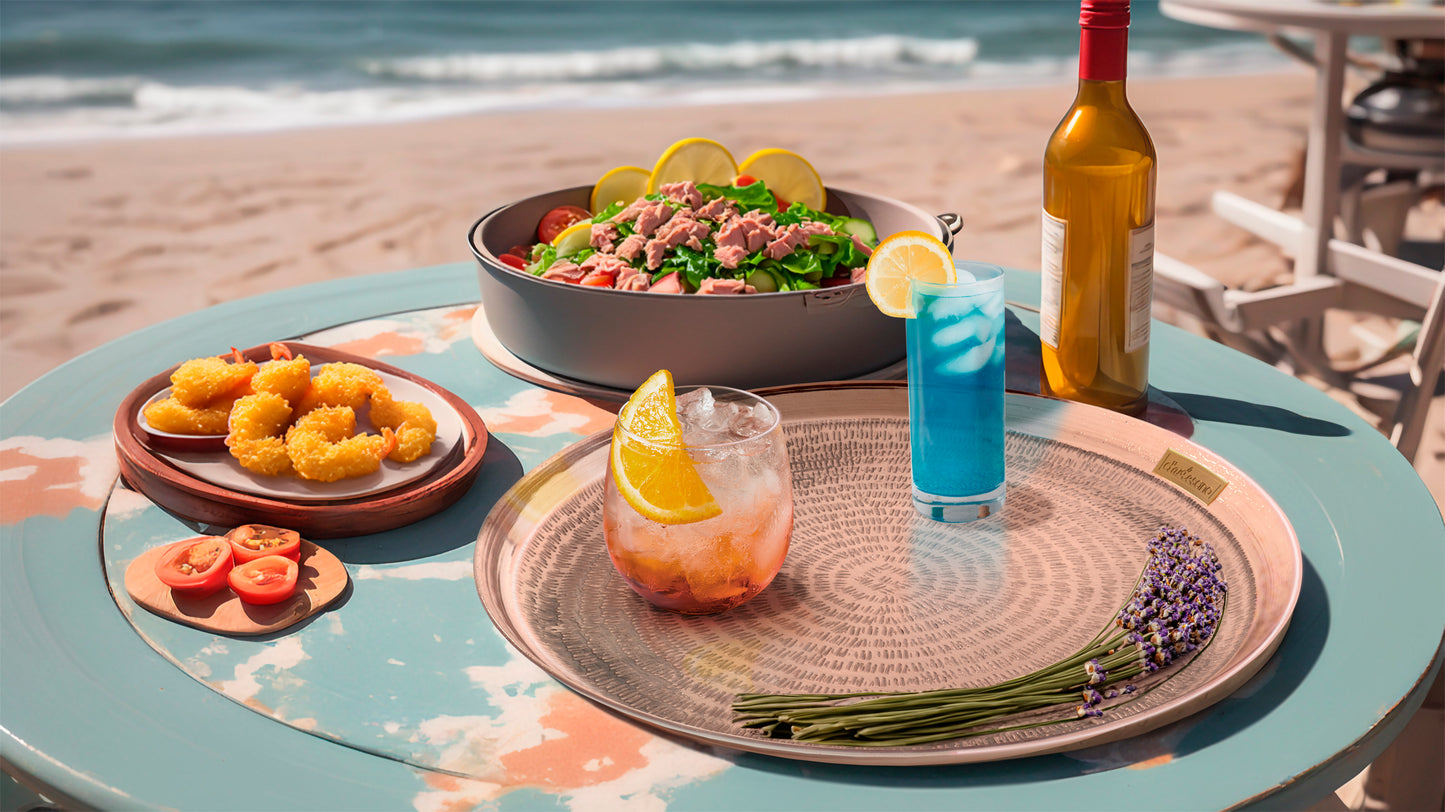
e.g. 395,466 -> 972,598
745,269 -> 779,293
839,218 -> 877,245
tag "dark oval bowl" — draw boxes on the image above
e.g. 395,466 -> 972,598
468,185 -> 959,391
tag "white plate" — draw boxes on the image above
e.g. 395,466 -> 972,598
156,366 -> 464,502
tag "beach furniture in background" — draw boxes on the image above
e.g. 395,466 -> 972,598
1152,0 -> 1444,468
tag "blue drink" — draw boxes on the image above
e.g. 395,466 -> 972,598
906,263 -> 1006,522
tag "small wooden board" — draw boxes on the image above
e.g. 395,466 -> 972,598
125,540 -> 349,636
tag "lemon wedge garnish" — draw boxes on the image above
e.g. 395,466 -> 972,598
863,231 -> 956,318
550,221 -> 594,256
591,165 -> 651,212
610,369 -> 721,525
738,148 -> 826,211
648,138 -> 738,194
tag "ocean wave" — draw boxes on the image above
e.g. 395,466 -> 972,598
0,75 -> 145,106
361,35 -> 980,83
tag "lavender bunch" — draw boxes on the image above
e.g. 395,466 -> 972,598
731,525 -> 1226,747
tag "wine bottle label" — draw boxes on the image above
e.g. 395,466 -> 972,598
1039,209 -> 1066,349
1125,221 -> 1154,353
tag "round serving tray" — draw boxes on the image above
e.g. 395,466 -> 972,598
114,342 -> 490,539
473,382 -> 1302,765
470,305 -> 906,404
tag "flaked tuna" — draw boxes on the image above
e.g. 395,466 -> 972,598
633,201 -> 675,237
763,221 -> 834,260
738,210 -> 779,252
658,181 -> 705,210
614,233 -> 647,262
697,277 -> 758,295
613,199 -> 649,223
714,242 -> 749,269
580,253 -> 633,281
616,271 -> 650,292
851,234 -> 874,257
653,212 -> 710,252
541,261 -> 587,283
590,222 -> 619,253
696,196 -> 737,222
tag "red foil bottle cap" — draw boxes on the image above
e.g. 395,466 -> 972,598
1080,0 -> 1130,29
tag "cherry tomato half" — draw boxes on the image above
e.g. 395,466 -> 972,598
155,536 -> 234,599
228,555 -> 300,605
225,524 -> 302,564
498,253 -> 527,271
733,174 -> 758,186
536,205 -> 591,244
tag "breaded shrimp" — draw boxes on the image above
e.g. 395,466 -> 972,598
143,394 -> 240,435
170,349 -> 258,408
293,363 -> 384,416
368,388 -> 438,463
226,392 -> 294,476
284,406 -> 395,483
249,343 -> 311,404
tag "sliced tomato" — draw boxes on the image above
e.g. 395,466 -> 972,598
498,253 -> 526,270
228,555 -> 300,605
734,174 -> 758,186
155,537 -> 234,598
536,205 -> 591,243
775,196 -> 791,212
225,524 -> 302,564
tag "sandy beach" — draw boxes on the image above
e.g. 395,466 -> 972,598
2,70 -> 1440,503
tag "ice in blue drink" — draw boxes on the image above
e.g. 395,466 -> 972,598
906,263 -> 1006,522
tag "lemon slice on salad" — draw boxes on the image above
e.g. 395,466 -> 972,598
591,165 -> 650,212
863,230 -> 956,318
550,220 -> 594,256
610,369 -> 721,525
648,138 -> 738,194
738,148 -> 826,211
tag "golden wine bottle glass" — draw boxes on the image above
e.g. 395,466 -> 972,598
1040,0 -> 1156,415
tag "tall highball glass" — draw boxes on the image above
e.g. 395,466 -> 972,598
906,262 -> 1007,522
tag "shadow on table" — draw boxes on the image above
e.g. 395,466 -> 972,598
719,555 -> 1331,789
1159,391 -> 1353,438
326,435 -> 524,566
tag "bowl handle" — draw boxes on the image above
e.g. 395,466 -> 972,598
937,212 -> 964,236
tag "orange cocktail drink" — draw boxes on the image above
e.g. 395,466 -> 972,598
604,373 -> 793,614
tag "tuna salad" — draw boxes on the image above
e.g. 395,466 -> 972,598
520,180 -> 878,294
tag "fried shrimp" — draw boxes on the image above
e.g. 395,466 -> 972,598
285,406 -> 396,483
226,392 -> 295,476
250,343 -> 311,404
170,349 -> 258,407
143,394 -> 240,435
294,363 -> 384,416
368,389 -> 438,463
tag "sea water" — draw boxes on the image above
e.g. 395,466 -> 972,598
907,265 -> 1006,522
0,1 -> 1301,144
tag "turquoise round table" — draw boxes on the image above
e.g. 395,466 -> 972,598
2,264 -> 1441,811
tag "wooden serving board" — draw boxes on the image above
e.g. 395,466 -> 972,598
113,342 -> 490,538
125,540 -> 349,636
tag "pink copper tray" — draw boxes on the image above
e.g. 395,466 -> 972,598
472,383 -> 1302,765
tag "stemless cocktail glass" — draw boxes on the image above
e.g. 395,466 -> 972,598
907,263 -> 1007,522
603,386 -> 793,614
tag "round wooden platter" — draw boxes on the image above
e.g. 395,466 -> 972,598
113,342 -> 489,539
125,540 -> 349,636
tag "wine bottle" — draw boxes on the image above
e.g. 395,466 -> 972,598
1040,0 -> 1156,415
